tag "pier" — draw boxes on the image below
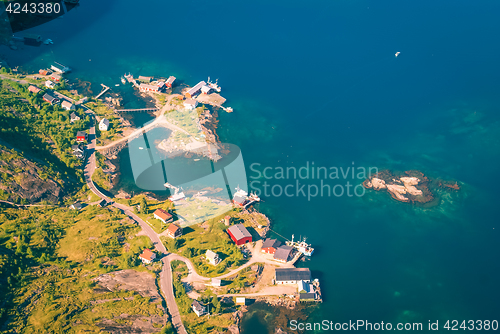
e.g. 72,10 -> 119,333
95,84 -> 110,99
116,108 -> 158,113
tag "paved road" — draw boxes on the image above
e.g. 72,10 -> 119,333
83,115 -> 188,334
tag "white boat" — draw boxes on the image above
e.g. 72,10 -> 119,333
43,39 -> 53,45
233,186 -> 260,208
286,235 -> 314,256
207,77 -> 221,92
121,77 -> 126,84
395,51 -> 401,58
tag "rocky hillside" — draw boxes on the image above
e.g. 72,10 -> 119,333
0,145 -> 64,204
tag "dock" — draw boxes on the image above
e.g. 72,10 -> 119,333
116,108 -> 158,113
196,93 -> 226,107
289,251 -> 303,265
95,84 -> 110,99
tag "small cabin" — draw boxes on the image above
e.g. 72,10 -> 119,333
42,93 -> 59,105
166,76 -> 176,88
70,112 -> 80,123
206,250 -> 221,265
153,208 -> 173,224
99,118 -> 110,131
61,101 -> 75,111
166,224 -> 182,239
28,85 -> 42,94
191,300 -> 207,317
139,248 -> 156,264
76,131 -> 87,143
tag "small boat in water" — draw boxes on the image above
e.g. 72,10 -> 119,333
121,77 -> 126,84
207,77 -> 222,92
286,235 -> 314,256
395,51 -> 401,58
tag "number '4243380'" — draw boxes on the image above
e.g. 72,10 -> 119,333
444,320 -> 498,331
5,2 -> 61,14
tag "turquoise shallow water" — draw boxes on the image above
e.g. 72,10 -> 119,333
4,0 -> 500,332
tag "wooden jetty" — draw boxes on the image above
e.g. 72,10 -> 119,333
95,84 -> 110,99
116,108 -> 158,113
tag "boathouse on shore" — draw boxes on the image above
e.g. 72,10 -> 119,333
184,81 -> 206,98
275,268 -> 311,284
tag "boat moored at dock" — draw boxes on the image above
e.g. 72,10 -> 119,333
286,234 -> 314,256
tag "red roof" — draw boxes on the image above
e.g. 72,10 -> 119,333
167,224 -> 181,235
139,248 -> 155,261
28,85 -> 41,94
154,208 -> 172,221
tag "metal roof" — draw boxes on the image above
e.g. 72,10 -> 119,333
191,300 -> 205,312
262,238 -> 281,249
299,293 -> 316,300
275,268 -> 311,282
233,195 -> 246,204
206,249 -> 218,260
273,245 -> 293,261
227,224 -> 251,240
76,131 -> 87,137
43,93 -> 57,102
186,81 -> 206,96
61,101 -> 73,108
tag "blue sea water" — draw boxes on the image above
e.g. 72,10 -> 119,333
4,0 -> 500,332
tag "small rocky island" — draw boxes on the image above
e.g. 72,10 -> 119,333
363,170 -> 460,204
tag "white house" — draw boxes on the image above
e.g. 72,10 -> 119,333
191,300 -> 207,317
183,98 -> 198,110
61,101 -> 75,111
139,249 -> 156,264
99,118 -> 110,131
70,112 -> 80,123
212,278 -> 222,287
298,280 -> 313,293
236,297 -> 246,305
45,80 -> 55,89
206,250 -> 221,265
201,85 -> 211,94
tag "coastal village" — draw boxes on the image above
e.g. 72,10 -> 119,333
0,60 -> 322,333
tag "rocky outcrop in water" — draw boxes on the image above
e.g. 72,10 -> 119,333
363,170 -> 460,204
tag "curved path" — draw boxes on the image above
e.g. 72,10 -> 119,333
95,94 -> 185,151
83,113 -> 188,334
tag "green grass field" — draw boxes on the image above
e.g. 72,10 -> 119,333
0,204 -> 172,333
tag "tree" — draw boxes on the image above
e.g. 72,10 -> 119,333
140,197 -> 147,214
211,295 -> 221,314
26,247 -> 33,258
160,323 -> 174,334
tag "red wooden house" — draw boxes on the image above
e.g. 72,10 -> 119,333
227,224 -> 252,245
76,131 -> 87,143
